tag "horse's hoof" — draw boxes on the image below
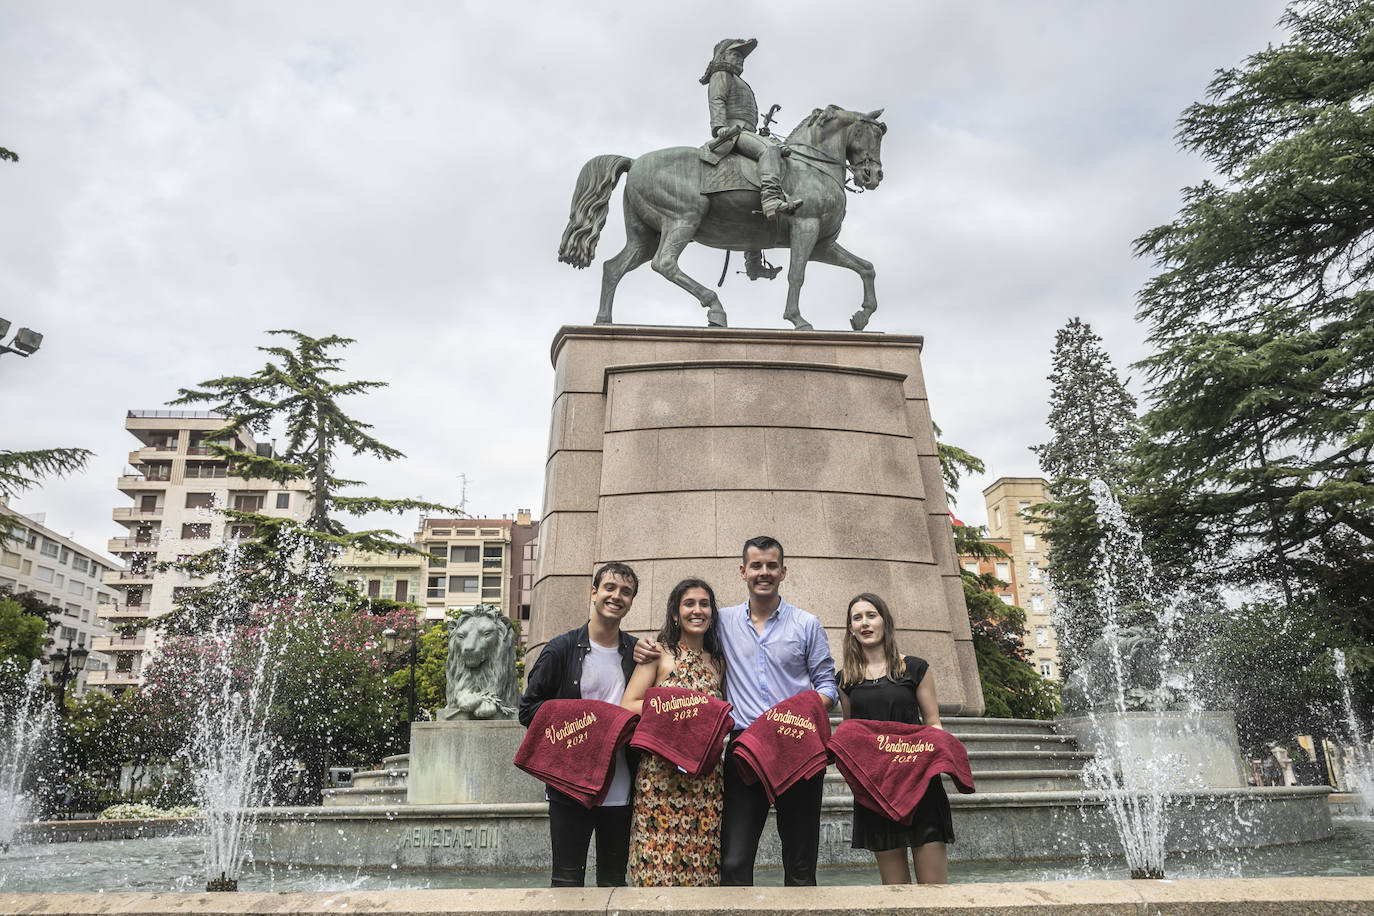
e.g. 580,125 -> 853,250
594,314 -> 613,325
706,308 -> 728,328
790,320 -> 814,332
850,311 -> 870,331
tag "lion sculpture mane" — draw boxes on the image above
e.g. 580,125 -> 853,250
439,605 -> 519,720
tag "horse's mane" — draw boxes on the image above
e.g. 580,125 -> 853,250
785,105 -> 885,143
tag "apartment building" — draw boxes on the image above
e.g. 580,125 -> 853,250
983,476 -> 1058,680
101,409 -> 311,690
412,511 -> 539,623
336,547 -> 424,605
955,531 -> 1020,608
0,500 -> 121,693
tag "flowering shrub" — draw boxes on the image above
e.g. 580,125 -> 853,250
98,802 -> 200,820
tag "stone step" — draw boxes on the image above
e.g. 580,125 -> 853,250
966,749 -> 1094,772
955,732 -> 1079,753
941,716 -> 1062,736
383,754 -> 410,767
351,768 -> 408,789
320,785 -> 407,808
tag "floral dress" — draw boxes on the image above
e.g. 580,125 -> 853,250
628,648 -> 725,886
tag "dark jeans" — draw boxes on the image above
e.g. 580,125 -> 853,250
721,739 -> 825,886
548,797 -> 632,887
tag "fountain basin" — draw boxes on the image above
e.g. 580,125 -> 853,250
245,785 -> 1332,868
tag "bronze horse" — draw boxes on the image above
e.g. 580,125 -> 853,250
558,105 -> 886,331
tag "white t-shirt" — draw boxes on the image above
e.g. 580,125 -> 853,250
582,642 -> 631,807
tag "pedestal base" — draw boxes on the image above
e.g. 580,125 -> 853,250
407,720 -> 543,805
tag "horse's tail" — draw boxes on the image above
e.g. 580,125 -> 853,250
558,154 -> 633,268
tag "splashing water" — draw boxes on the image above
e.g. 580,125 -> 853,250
1333,649 -> 1374,815
1066,480 -> 1207,879
0,661 -> 53,850
185,620 -> 284,891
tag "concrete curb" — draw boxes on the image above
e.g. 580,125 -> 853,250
2,878 -> 1373,914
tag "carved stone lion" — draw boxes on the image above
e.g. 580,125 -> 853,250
438,605 -> 519,720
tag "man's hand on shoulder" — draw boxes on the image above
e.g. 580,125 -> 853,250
633,637 -> 663,665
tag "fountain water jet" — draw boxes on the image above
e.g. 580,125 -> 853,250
1333,649 -> 1374,815
0,661 -> 52,852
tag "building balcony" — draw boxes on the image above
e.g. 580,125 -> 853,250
84,669 -> 143,688
117,475 -> 169,495
91,633 -> 149,653
98,605 -> 154,622
113,506 -> 164,524
109,535 -> 160,552
103,569 -> 154,586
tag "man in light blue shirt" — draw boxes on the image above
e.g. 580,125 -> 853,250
720,535 -> 837,885
641,535 -> 837,885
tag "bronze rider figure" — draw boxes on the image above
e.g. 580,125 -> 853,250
701,38 -> 802,281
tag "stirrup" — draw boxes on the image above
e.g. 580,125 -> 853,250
744,252 -> 781,281
760,196 -> 803,220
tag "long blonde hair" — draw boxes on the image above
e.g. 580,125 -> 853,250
839,592 -> 906,689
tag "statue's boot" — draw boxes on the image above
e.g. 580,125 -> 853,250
744,250 -> 781,281
759,146 -> 802,219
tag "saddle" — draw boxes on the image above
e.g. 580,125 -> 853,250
698,136 -> 761,195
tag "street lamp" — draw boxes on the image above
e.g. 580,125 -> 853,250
47,635 -> 90,715
382,622 -> 418,730
0,318 -> 42,358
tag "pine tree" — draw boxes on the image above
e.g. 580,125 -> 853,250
1031,318 -> 1144,681
1133,0 -> 1374,693
160,330 -> 455,632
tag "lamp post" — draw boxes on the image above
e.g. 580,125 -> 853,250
0,318 -> 42,358
47,635 -> 90,716
46,635 -> 88,821
382,621 -> 418,729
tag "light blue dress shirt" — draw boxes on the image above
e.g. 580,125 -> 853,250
719,597 -> 838,729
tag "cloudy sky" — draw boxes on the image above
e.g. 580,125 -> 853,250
4,1 -> 1291,558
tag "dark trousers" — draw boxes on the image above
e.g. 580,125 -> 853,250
547,797 -> 632,887
720,740 -> 825,886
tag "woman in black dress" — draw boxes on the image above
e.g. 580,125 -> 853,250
836,592 -> 953,885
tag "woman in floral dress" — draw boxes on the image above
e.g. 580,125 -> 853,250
620,577 -> 727,886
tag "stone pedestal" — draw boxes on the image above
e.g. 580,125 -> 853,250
1058,711 -> 1250,788
407,720 -> 543,805
529,325 -> 984,715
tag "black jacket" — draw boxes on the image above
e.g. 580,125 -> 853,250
518,622 -> 641,806
518,622 -> 639,725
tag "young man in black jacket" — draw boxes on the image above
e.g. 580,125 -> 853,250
518,561 -> 639,887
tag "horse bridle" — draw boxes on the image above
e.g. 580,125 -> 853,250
784,132 -> 883,195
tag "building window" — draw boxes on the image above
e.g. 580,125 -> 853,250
126,588 -> 144,607
394,580 -> 409,602
1039,660 -> 1053,677
233,494 -> 264,512
116,654 -> 135,673
1030,593 -> 1046,613
1035,626 -> 1049,647
185,462 -> 226,479
518,604 -> 531,621
60,625 -> 77,641
450,576 -> 478,593
961,560 -> 979,574
481,575 -> 502,599
59,548 -> 70,565
1028,561 -> 1041,582
522,543 -> 536,561
998,594 -> 1014,605
483,545 -> 504,568
994,561 -> 1010,581
72,555 -> 90,574
25,531 -> 37,549
519,574 -> 533,591
427,576 -> 444,599
993,507 -> 1002,531
1,552 -> 19,569
186,492 -> 214,509
1018,500 -> 1031,515
181,523 -> 212,539
450,546 -> 479,564
68,579 -> 85,596
40,540 -> 60,559
36,566 -> 54,583
1023,532 -> 1036,551
229,525 -> 255,540
367,579 -> 381,598
276,493 -> 290,509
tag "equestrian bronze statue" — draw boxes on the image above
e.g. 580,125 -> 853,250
557,39 -> 886,331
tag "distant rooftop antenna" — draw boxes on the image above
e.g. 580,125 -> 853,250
457,473 -> 470,516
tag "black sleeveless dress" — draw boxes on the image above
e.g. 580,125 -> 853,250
838,655 -> 955,851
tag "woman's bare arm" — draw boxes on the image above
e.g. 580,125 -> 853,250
916,669 -> 943,730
